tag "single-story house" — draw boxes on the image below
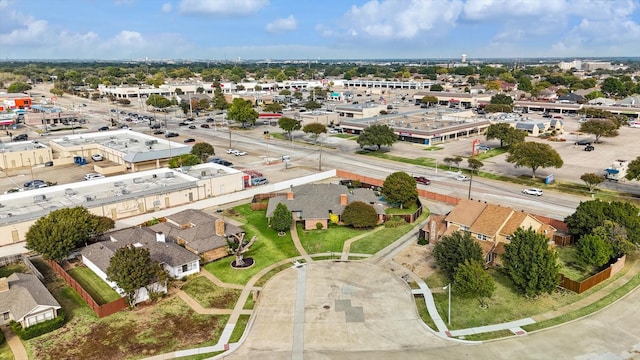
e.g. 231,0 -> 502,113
80,227 -> 200,304
0,273 -> 61,328
149,209 -> 243,263
426,199 -> 557,264
266,183 -> 386,230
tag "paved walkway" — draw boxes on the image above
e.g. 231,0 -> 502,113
1,324 -> 28,360
290,222 -> 312,263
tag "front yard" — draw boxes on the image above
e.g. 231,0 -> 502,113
181,277 -> 241,308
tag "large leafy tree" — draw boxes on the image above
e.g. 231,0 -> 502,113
278,117 -> 302,139
453,259 -> 496,307
303,100 -> 321,110
627,157 -> 640,181
26,207 -> 114,261
7,82 -> 32,93
302,122 -> 327,144
506,142 -> 563,178
270,203 -> 292,232
382,172 -> 418,209
489,93 -> 513,105
576,234 -> 613,269
190,142 -> 215,162
356,124 -> 397,151
592,220 -> 636,257
107,246 -> 167,307
146,94 -> 171,109
341,201 -> 378,229
579,119 -> 619,143
168,154 -> 201,168
580,173 -> 605,193
485,123 -> 526,148
502,228 -> 560,297
263,103 -> 283,113
421,95 -> 438,105
433,231 -> 483,282
564,200 -> 640,245
227,98 -> 258,128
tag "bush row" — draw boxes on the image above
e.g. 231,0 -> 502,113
10,311 -> 66,340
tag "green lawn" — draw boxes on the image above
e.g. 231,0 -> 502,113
181,277 -> 240,309
0,334 -> 12,360
204,205 -> 299,285
67,266 -> 121,305
297,223 -> 367,254
229,315 -> 250,343
0,262 -> 27,277
349,212 -> 428,254
385,203 -> 419,214
556,246 -> 594,281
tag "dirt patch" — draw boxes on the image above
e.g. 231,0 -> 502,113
393,241 -> 437,279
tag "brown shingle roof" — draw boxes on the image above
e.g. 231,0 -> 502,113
444,199 -> 487,228
470,204 -> 513,237
499,211 -> 530,236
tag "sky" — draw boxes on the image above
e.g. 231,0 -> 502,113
2,0 -> 640,60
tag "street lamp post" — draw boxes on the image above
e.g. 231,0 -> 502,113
443,283 -> 451,325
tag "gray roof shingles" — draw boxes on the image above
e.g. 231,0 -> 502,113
0,273 -> 61,322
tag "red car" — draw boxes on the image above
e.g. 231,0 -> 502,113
413,176 -> 431,185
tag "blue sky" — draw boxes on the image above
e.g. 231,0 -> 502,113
2,0 -> 640,60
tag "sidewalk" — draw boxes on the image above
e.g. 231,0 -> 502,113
1,324 -> 28,360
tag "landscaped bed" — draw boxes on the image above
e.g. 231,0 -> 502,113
181,276 -> 241,309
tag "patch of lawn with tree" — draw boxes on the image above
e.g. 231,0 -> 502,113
556,246 -> 594,281
298,223 -> 366,254
349,212 -> 428,254
181,277 -> 240,309
68,266 -> 121,304
204,205 -> 298,285
0,262 -> 27,277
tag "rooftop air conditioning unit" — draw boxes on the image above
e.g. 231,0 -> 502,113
114,181 -> 125,187
85,195 -> 95,201
165,172 -> 174,178
65,188 -> 76,196
133,178 -> 144,184
33,195 -> 46,203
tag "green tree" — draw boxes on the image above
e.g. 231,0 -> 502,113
576,234 -> 613,269
421,95 -> 438,105
302,122 -> 326,144
50,88 -> 64,96
502,228 -> 560,297
517,77 -> 533,92
601,77 -> 626,96
146,94 -> 171,109
592,221 -> 636,257
278,117 -> 302,140
564,200 -> 640,245
270,203 -> 292,232
382,171 -> 418,209
489,93 -> 513,105
485,123 -> 526,148
279,89 -> 291,96
341,201 -> 378,229
168,154 -> 201,169
579,119 -> 619,143
190,142 -> 215,162
7,82 -> 32,93
467,158 -> 484,174
453,259 -> 496,307
212,87 -> 229,110
227,98 -> 258,128
430,84 -> 444,91
506,142 -> 563,178
356,124 -> 397,151
303,100 -> 321,110
25,207 -> 113,261
263,103 -> 283,113
106,245 -> 167,307
433,231 -> 484,282
580,173 -> 605,193
626,157 -> 640,181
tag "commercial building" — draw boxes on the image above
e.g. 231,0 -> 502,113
0,140 -> 53,170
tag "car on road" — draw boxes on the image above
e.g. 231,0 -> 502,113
153,130 -> 164,135
206,118 -> 215,123
413,176 -> 431,185
584,145 -> 595,151
150,123 -> 161,129
23,179 -> 46,188
454,174 -> 469,181
84,173 -> 105,181
91,154 -> 104,161
227,149 -> 236,154
233,150 -> 247,156
200,124 -> 210,128
178,122 -> 189,126
165,132 -> 179,138
188,125 -> 197,129
477,145 -> 491,152
522,188 -> 543,196
13,134 -> 28,141
183,138 -> 196,143
210,158 -> 233,166
575,139 -> 592,146
98,126 -> 109,131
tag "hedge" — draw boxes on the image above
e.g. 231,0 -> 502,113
10,311 -> 66,340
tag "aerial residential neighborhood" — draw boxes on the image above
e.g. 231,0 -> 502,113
3,1 -> 640,360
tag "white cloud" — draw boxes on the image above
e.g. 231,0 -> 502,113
462,0 -> 567,21
266,15 -> 297,33
161,2 -> 172,13
335,0 -> 464,40
178,0 -> 269,16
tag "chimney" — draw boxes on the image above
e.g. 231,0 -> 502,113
0,277 -> 8,292
156,232 -> 165,243
215,219 -> 226,237
287,185 -> 294,200
340,193 -> 347,206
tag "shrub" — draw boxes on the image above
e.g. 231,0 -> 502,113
342,201 -> 378,228
10,311 -> 66,340
315,222 -> 324,230
417,237 -> 429,245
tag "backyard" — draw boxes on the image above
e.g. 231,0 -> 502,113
67,265 -> 121,304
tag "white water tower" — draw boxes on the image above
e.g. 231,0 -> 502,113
461,54 -> 467,63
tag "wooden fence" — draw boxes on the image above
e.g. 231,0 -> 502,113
560,255 -> 626,294
47,259 -> 127,318
0,254 -> 44,280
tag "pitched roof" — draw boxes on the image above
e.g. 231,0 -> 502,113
80,226 -> 199,272
149,209 -> 242,253
0,273 -> 60,322
444,199 -> 487,228
266,183 -> 385,220
499,211 -> 530,236
469,204 -> 514,236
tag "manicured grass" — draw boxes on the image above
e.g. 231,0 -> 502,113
229,315 -> 250,343
349,212 -> 428,254
461,329 -> 514,341
0,334 -> 12,360
357,151 -> 436,167
297,223 -> 367,254
67,266 -> 121,305
0,262 -> 27,277
414,295 -> 437,331
253,263 -> 293,287
472,147 -> 509,161
556,246 -> 593,281
385,203 -> 419,214
181,277 -> 241,309
243,292 -> 255,310
204,205 -> 299,285
422,146 -> 443,151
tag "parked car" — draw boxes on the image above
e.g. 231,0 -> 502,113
165,132 -> 179,138
575,139 -> 592,146
178,122 -> 189,126
183,138 -> 196,143
227,149 -> 236,154
413,176 -> 431,185
584,145 -> 595,151
477,145 -> 491,152
454,174 -> 469,181
188,125 -> 196,129
522,188 -> 543,196
23,179 -> 46,188
543,113 -> 553,118
200,124 -> 210,128
13,134 -> 28,141
212,159 -> 233,166
153,130 -> 164,135
98,126 -> 109,131
150,123 -> 161,129
233,150 -> 247,156
84,173 -> 105,181
206,118 -> 215,123
251,177 -> 269,186
91,154 -> 104,161
4,187 -> 23,194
